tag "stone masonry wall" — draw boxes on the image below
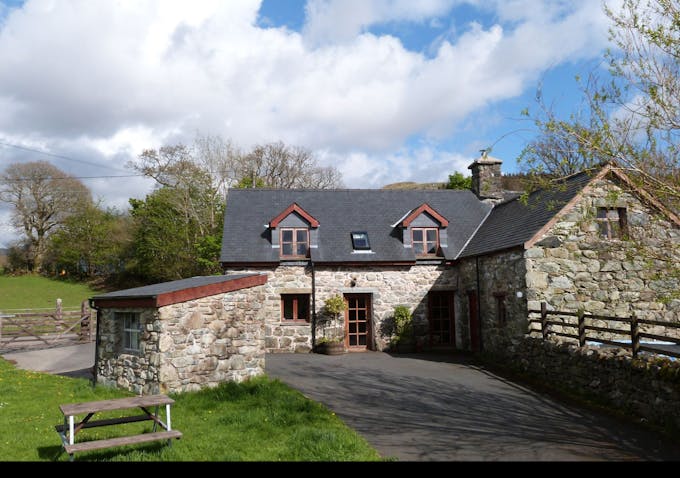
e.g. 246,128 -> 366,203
457,250 -> 529,351
483,334 -> 680,434
96,286 -> 267,395
224,264 -> 459,352
524,177 -> 680,339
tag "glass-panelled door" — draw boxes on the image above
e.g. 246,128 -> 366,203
345,294 -> 372,350
428,291 -> 455,347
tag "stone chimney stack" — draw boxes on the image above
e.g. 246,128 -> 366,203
468,150 -> 503,202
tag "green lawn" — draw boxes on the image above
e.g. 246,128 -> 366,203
0,275 -> 101,311
0,358 -> 384,462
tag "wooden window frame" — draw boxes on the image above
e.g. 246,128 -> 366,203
412,227 -> 440,256
281,294 -> 310,323
280,228 -> 309,259
596,207 -> 628,240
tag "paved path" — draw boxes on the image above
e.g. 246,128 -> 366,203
266,351 -> 680,461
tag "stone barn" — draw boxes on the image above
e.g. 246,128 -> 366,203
89,273 -> 267,395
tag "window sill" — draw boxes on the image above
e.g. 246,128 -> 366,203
279,322 -> 311,326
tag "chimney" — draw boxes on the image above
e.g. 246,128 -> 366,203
468,150 -> 503,202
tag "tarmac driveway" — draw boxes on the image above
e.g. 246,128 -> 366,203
265,351 -> 680,461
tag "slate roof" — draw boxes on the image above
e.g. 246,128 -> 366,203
459,170 -> 596,257
220,189 -> 493,264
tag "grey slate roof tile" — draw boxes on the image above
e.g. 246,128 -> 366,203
459,170 -> 595,257
220,189 -> 492,264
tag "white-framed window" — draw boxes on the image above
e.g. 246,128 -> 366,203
116,312 -> 141,352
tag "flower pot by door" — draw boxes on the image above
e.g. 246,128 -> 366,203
316,342 -> 346,355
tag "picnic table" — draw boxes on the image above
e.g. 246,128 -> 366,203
56,394 -> 182,461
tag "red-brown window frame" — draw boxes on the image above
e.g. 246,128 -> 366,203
281,294 -> 310,323
412,227 -> 440,256
280,228 -> 309,258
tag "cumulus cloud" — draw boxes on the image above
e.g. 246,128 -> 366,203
0,0 -> 616,246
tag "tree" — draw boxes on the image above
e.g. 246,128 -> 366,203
45,204 -> 132,280
520,0 -> 680,212
240,141 -> 343,189
445,172 -> 472,190
0,161 -> 92,272
128,186 -> 223,283
519,0 -> 680,300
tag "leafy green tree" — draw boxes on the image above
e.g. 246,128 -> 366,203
46,204 -> 132,279
128,186 -> 223,283
445,172 -> 472,190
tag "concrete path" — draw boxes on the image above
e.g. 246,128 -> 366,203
1,342 -> 95,377
266,351 -> 680,461
4,344 -> 680,461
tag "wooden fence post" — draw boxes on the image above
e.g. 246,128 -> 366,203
578,309 -> 586,347
79,300 -> 90,342
630,311 -> 639,358
55,298 -> 64,332
541,302 -> 548,340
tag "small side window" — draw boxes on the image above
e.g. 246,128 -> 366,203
116,312 -> 141,353
596,207 -> 628,239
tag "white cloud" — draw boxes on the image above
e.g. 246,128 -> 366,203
0,0 -> 617,247
302,0 -> 457,46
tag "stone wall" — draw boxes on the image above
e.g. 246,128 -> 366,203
457,250 -> 529,350
96,286 -> 267,395
224,264 -> 459,352
524,176 -> 680,338
483,334 -> 680,434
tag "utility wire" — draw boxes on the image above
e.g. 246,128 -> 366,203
0,141 -> 130,172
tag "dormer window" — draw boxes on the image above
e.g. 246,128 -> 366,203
269,203 -> 319,261
412,227 -> 439,256
281,228 -> 309,258
351,231 -> 370,251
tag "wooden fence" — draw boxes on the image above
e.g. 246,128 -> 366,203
0,299 -> 93,353
528,302 -> 680,359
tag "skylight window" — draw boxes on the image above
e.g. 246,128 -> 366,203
351,231 -> 370,250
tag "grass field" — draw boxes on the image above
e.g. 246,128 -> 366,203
0,358 -> 384,462
0,275 -> 101,311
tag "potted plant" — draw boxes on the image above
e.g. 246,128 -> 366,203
391,305 -> 415,353
315,295 -> 347,355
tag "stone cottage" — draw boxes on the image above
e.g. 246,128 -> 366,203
220,157 -> 680,354
90,274 -> 267,394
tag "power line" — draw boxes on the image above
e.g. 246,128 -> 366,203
0,141 -> 130,172
2,174 -> 145,182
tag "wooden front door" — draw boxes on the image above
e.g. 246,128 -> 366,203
428,291 -> 455,347
345,294 -> 372,350
467,291 -> 480,351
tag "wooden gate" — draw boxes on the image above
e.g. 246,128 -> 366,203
0,299 -> 93,353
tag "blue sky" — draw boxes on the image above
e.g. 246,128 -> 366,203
0,0 -> 618,247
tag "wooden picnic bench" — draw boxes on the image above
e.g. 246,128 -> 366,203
56,394 -> 182,461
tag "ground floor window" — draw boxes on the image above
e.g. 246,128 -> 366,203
281,294 -> 310,322
494,293 -> 507,327
116,312 -> 141,352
